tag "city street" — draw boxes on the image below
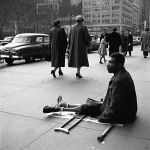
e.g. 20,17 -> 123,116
0,45 -> 150,150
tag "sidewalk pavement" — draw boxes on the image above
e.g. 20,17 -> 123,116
0,45 -> 150,150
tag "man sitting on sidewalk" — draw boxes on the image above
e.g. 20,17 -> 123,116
43,52 -> 138,124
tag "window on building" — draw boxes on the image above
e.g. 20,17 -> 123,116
102,6 -> 110,11
102,13 -> 111,17
112,12 -> 120,17
112,5 -> 120,10
112,19 -> 119,23
114,0 -> 120,4
102,19 -> 110,23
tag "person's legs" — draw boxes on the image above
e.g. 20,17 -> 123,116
76,67 -> 82,78
58,67 -> 63,75
43,104 -> 82,114
43,103 -> 102,117
77,67 -> 81,74
143,51 -> 148,58
99,56 -> 103,64
103,56 -> 106,62
51,67 -> 58,78
129,50 -> 131,56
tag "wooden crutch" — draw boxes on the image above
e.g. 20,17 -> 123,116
54,115 -> 86,134
97,123 -> 124,143
97,124 -> 114,142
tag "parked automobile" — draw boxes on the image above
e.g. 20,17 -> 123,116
0,33 -> 51,65
87,35 -> 99,52
0,36 -> 14,46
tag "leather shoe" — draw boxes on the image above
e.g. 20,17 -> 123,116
59,71 -> 63,76
51,70 -> 56,78
76,73 -> 82,79
43,106 -> 60,113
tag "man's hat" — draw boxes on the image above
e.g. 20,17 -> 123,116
75,15 -> 84,22
53,20 -> 60,26
113,28 -> 117,32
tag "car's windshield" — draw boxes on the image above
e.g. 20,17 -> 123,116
4,37 -> 13,41
12,37 -> 31,43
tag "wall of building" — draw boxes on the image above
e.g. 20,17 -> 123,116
143,0 -> 150,29
82,0 -> 133,35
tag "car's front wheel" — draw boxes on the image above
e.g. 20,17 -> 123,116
24,56 -> 35,63
5,58 -> 14,65
45,54 -> 51,61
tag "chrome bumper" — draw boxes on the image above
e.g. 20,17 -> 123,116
0,54 -> 20,59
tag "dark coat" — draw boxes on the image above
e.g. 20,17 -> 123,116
141,31 -> 150,52
50,27 -> 67,67
99,68 -> 137,123
127,34 -> 133,51
109,32 -> 121,55
68,23 -> 91,68
120,33 -> 128,53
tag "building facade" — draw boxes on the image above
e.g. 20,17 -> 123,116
82,0 -> 144,35
143,0 -> 150,29
132,0 -> 144,35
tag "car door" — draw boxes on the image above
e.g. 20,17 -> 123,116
32,36 -> 43,55
42,36 -> 50,55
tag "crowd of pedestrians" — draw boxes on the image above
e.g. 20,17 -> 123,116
49,15 -> 150,79
98,28 -> 134,60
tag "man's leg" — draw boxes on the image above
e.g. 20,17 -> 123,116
43,103 -> 102,117
43,104 -> 82,113
129,50 -> 131,56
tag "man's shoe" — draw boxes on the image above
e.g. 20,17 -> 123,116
43,106 -> 60,113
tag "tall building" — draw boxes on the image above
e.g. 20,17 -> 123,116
132,0 -> 144,34
143,0 -> 150,29
82,0 -> 143,35
82,0 -> 133,35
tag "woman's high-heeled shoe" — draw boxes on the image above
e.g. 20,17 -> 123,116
59,71 -> 63,76
51,70 -> 56,78
76,73 -> 82,79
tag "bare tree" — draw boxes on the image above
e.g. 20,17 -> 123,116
0,0 -> 37,38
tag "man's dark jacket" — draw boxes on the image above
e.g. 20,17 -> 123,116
99,68 -> 137,123
109,31 -> 121,55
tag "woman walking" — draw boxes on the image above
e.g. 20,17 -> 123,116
68,15 -> 91,79
98,36 -> 107,64
50,20 -> 68,78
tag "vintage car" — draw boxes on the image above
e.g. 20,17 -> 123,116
87,35 -> 99,52
0,33 -> 51,65
0,36 -> 14,46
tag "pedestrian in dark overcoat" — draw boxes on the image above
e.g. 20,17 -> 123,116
68,15 -> 91,78
50,20 -> 68,78
109,28 -> 121,56
141,28 -> 150,58
126,30 -> 133,56
120,30 -> 128,56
